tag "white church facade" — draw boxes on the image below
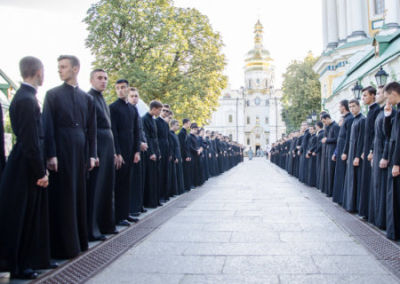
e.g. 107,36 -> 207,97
207,20 -> 286,152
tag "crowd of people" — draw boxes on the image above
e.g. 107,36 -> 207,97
270,83 -> 400,241
0,55 -> 244,279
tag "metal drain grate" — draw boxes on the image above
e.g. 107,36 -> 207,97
30,181 -> 218,284
276,165 -> 400,280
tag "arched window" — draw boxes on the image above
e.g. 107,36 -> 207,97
247,116 -> 250,124
256,116 -> 260,125
265,79 -> 269,88
265,117 -> 269,124
247,138 -> 250,145
246,100 -> 250,106
256,79 -> 260,87
248,79 -> 253,88
265,100 -> 270,106
228,114 -> 233,123
255,97 -> 261,106
229,134 -> 233,140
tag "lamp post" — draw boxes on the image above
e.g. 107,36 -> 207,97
306,114 -> 312,125
311,110 -> 317,122
352,81 -> 363,100
375,65 -> 389,86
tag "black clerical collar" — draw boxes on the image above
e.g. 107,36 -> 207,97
20,82 -> 37,94
117,98 -> 128,104
64,82 -> 79,90
90,88 -> 102,95
369,102 -> 378,108
354,112 -> 362,118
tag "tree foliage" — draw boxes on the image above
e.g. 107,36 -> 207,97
84,0 -> 227,125
281,53 -> 321,133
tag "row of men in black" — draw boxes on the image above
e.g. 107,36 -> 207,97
0,55 -> 243,279
270,82 -> 400,241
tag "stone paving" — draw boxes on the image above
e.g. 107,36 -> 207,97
89,158 -> 400,284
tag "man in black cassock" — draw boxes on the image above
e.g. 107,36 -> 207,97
43,55 -> 96,259
156,104 -> 171,202
383,82 -> 400,240
109,79 -> 141,226
206,130 -> 215,177
358,86 -> 380,219
188,124 -> 202,187
86,69 -> 116,240
128,88 -> 148,216
342,99 -> 365,212
169,119 -> 185,195
298,122 -> 310,184
0,102 -> 5,179
318,111 -> 328,191
142,101 -> 162,208
323,114 -> 339,197
178,118 -> 191,191
306,126 -> 317,187
0,57 -> 51,279
216,133 -> 225,175
313,122 -> 324,189
369,86 -> 393,228
332,100 -> 354,204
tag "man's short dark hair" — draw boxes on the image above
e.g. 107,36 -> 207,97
130,87 -> 138,93
378,85 -> 385,89
321,113 -> 331,120
316,121 -> 323,129
163,104 -> 170,109
58,55 -> 80,68
182,118 -> 190,125
349,99 -> 360,106
19,56 -> 43,79
149,100 -> 163,110
339,99 -> 349,111
90,69 -> 106,79
116,79 -> 129,86
320,111 -> 328,115
383,82 -> 400,95
190,123 -> 198,129
170,119 -> 179,127
362,86 -> 377,96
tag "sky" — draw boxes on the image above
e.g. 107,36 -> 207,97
0,0 -> 323,101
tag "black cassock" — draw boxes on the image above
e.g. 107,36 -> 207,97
0,103 -> 6,178
299,130 -> 310,183
216,138 -> 224,175
359,103 -> 381,218
109,99 -> 140,222
207,137 -> 215,177
87,88 -> 116,237
188,133 -> 201,187
319,127 -> 329,192
384,103 -> 400,240
342,113 -> 365,212
155,117 -> 170,201
314,130 -> 324,189
306,133 -> 317,187
332,113 -> 354,204
169,130 -> 185,195
43,83 -> 96,259
369,107 -> 394,228
130,108 -> 147,214
142,113 -> 160,208
0,84 -> 50,275
294,136 -> 303,178
178,128 -> 191,191
325,121 -> 339,197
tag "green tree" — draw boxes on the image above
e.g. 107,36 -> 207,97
84,0 -> 227,125
281,52 -> 321,133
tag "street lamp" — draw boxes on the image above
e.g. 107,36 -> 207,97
306,114 -> 312,125
352,81 -> 363,100
375,65 -> 389,86
311,110 -> 317,122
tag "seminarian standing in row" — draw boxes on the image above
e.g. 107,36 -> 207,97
109,79 -> 140,226
359,87 -> 380,219
43,55 -> 97,259
87,69 -> 117,240
0,57 -> 51,279
178,119 -> 191,191
156,104 -> 171,202
383,82 -> 400,240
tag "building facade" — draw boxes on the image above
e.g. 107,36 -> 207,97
314,0 -> 400,119
207,20 -> 286,152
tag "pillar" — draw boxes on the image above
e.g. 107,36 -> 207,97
322,0 -> 329,50
385,0 -> 400,29
349,0 -> 367,40
326,0 -> 339,49
337,0 -> 347,44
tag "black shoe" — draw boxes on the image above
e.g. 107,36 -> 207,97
11,269 -> 38,279
130,212 -> 140,217
127,216 -> 139,223
140,207 -> 148,213
117,220 -> 131,226
157,202 -> 163,206
112,229 -> 119,234
89,235 -> 107,242
39,262 -> 59,269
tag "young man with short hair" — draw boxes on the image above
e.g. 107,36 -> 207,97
109,79 -> 141,226
142,100 -> 162,208
342,99 -> 366,212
